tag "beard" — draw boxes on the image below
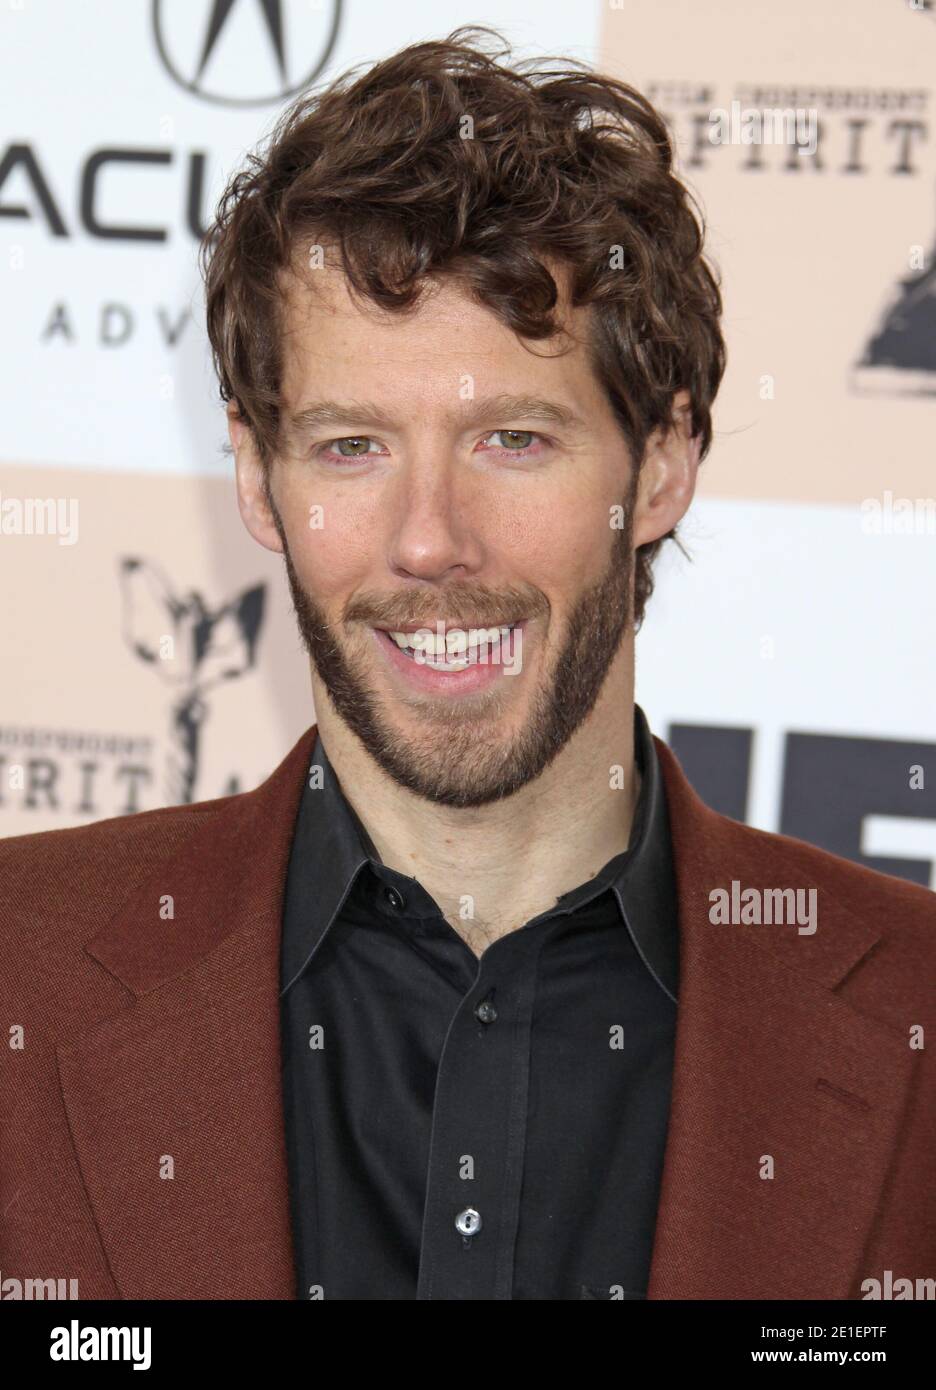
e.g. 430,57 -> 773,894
269,492 -> 636,809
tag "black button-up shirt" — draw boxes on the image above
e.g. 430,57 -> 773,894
279,703 -> 679,1300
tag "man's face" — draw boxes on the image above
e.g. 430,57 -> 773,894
238,263 -> 659,809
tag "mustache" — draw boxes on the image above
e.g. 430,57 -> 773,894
346,587 -> 548,631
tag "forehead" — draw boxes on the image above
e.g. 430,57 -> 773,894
276,256 -> 605,412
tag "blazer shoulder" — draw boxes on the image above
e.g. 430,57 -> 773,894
0,790 -> 243,946
656,731 -> 934,939
708,809 -> 936,943
0,725 -> 315,995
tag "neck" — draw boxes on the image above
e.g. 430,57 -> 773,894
311,663 -> 640,957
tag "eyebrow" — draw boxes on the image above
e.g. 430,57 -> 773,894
285,393 -> 585,439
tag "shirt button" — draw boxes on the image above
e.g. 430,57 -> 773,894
384,886 -> 405,911
455,1207 -> 482,1237
475,999 -> 497,1024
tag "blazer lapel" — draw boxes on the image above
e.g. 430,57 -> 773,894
646,737 -> 918,1299
56,723 -> 319,1299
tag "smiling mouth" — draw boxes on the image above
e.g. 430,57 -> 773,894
374,622 -> 522,672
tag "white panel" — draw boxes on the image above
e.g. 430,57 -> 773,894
635,496 -> 936,829
0,0 -> 601,476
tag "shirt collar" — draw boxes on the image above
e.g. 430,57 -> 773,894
280,703 -> 678,1003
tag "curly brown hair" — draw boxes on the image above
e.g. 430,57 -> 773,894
201,25 -> 726,627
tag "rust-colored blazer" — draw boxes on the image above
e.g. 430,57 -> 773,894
1,725 -> 934,1300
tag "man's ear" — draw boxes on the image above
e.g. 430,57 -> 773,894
632,390 -> 702,549
228,402 -> 284,555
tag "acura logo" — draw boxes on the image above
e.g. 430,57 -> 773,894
152,0 -> 342,106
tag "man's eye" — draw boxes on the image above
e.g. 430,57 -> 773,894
484,430 -> 539,452
329,436 -> 375,457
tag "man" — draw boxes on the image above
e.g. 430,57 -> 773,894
1,29 -> 933,1302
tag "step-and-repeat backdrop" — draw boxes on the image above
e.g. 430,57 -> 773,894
1,0 -> 934,888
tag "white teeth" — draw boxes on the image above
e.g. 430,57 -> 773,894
387,624 -> 515,656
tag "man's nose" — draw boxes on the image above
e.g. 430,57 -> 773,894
382,453 -> 486,583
